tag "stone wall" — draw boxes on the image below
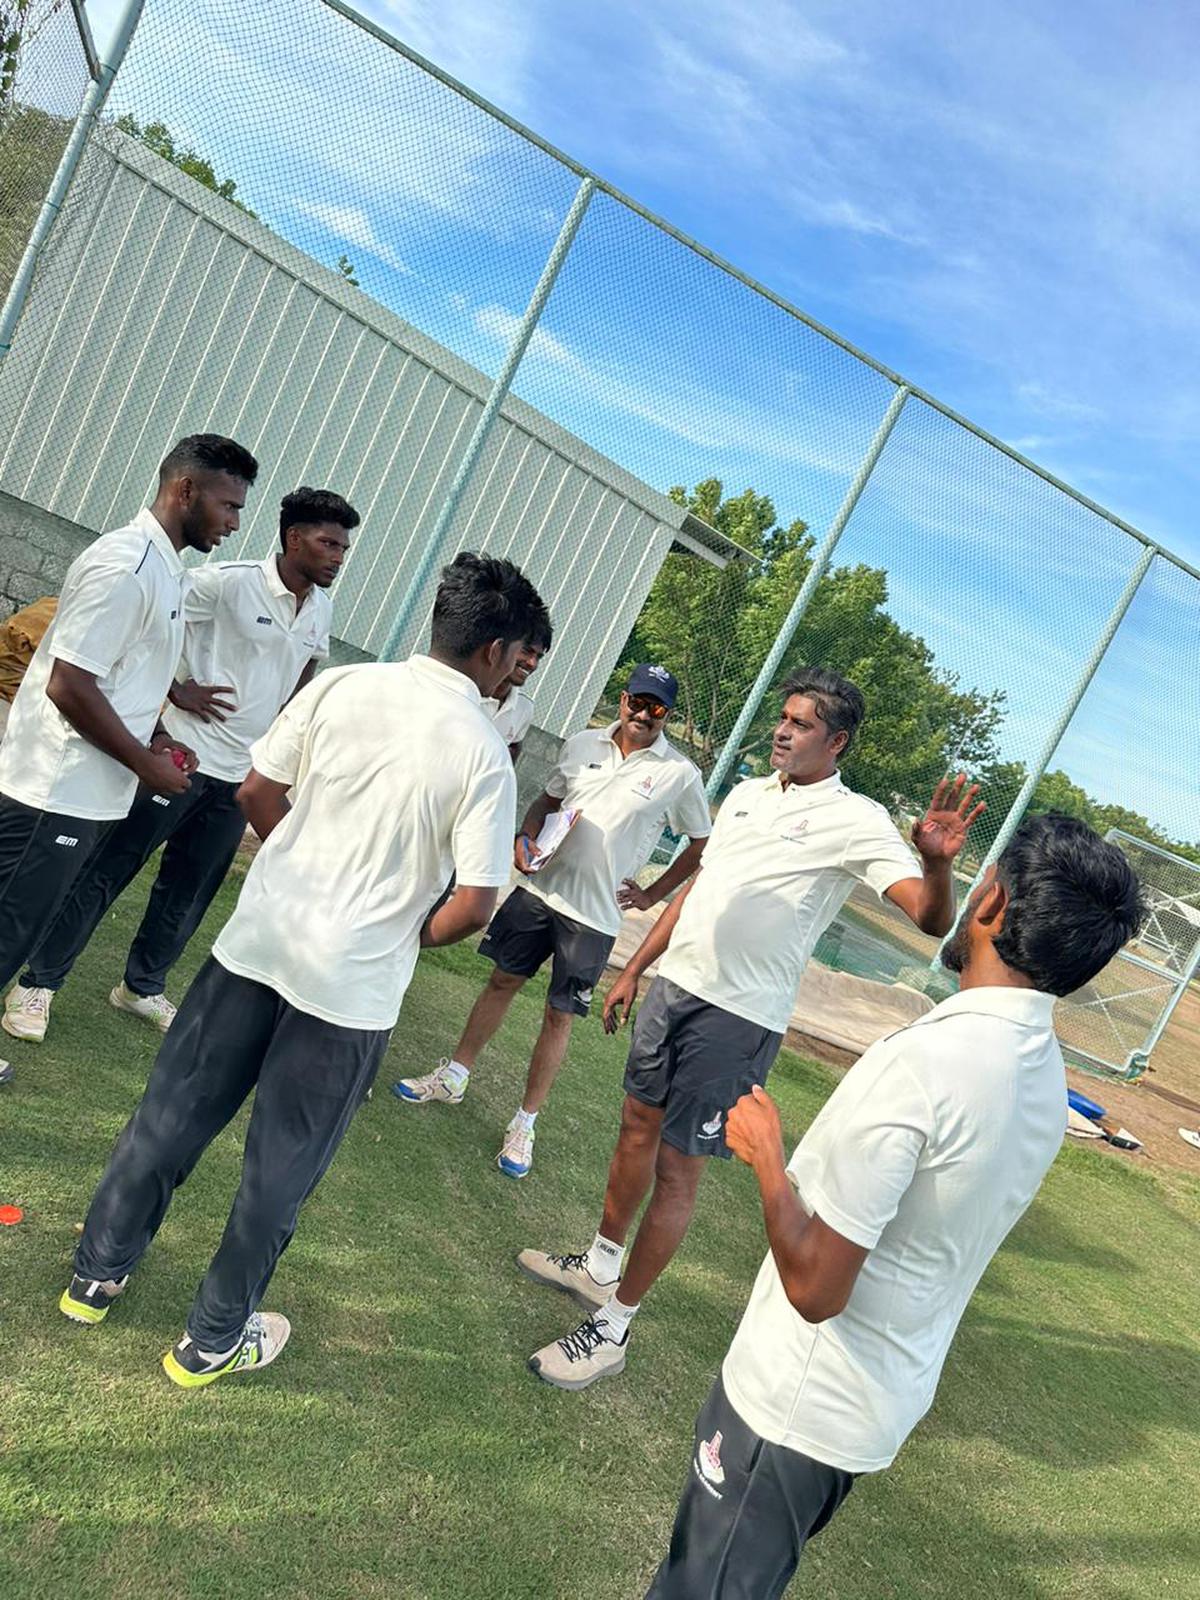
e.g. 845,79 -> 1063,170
0,489 -> 91,616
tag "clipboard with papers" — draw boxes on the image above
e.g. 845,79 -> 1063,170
526,807 -> 581,872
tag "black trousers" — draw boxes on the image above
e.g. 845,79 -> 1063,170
0,795 -> 111,992
22,772 -> 247,996
645,1375 -> 856,1600
74,958 -> 389,1349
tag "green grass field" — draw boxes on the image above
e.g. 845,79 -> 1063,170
3,864 -> 1199,1600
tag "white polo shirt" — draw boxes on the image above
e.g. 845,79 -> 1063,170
723,986 -> 1066,1473
660,771 -> 922,1034
526,723 -> 711,937
0,509 -> 185,821
483,686 -> 535,747
161,555 -> 331,782
213,655 -> 516,1030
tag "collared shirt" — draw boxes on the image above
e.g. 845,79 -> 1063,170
482,685 -> 535,747
525,722 -> 711,937
0,509 -> 185,820
161,554 -> 331,782
660,772 -> 922,1033
723,987 -> 1066,1474
213,655 -> 516,1030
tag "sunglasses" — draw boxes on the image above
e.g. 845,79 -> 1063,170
626,694 -> 669,719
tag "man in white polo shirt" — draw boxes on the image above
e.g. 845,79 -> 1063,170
523,667 -> 985,1389
6,487 -> 357,1042
394,664 -> 712,1182
643,814 -> 1144,1597
60,552 -> 550,1386
0,434 -> 257,1081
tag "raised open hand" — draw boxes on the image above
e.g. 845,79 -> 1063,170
911,773 -> 986,864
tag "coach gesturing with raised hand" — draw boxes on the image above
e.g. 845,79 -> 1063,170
522,667 -> 986,1391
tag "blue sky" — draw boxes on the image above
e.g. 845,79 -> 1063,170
82,0 -> 1199,839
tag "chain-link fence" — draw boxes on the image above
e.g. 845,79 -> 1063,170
0,0 -> 1196,1078
0,0 -> 94,303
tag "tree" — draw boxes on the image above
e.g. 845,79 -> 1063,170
335,254 -> 359,286
1,0 -> 31,112
113,113 -> 257,217
614,479 -> 1005,814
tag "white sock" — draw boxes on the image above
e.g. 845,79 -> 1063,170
594,1296 -> 639,1341
513,1107 -> 537,1131
586,1231 -> 624,1285
443,1058 -> 470,1090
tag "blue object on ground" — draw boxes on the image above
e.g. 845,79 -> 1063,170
1068,1088 -> 1106,1121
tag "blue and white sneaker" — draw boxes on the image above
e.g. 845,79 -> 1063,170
391,1060 -> 467,1105
498,1117 -> 535,1179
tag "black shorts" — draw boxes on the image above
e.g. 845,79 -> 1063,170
624,976 -> 782,1158
478,886 -> 614,1017
645,1374 -> 855,1599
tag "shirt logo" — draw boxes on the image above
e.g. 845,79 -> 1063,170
693,1431 -> 725,1498
170,609 -> 178,620
780,819 -> 809,843
698,1112 -> 723,1139
734,810 -> 748,817
151,795 -> 171,807
54,834 -> 79,847
587,762 -> 602,769
633,774 -> 657,799
255,615 -> 274,626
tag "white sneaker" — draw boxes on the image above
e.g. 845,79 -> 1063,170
391,1059 -> 467,1105
1179,1128 -> 1200,1152
110,983 -> 176,1032
2,983 -> 55,1041
528,1313 -> 628,1390
516,1248 -> 618,1311
498,1118 -> 535,1179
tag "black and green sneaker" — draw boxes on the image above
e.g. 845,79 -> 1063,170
162,1311 -> 292,1389
59,1273 -> 129,1325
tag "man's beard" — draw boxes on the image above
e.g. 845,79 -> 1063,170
941,917 -> 970,974
941,888 -> 984,975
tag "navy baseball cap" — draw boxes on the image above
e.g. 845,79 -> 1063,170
626,663 -> 678,709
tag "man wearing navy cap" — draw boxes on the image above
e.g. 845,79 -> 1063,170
394,665 -> 711,1180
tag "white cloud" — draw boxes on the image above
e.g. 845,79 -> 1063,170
292,199 -> 413,274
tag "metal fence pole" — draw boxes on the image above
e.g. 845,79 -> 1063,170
1133,933 -> 1200,1072
702,383 -> 911,801
0,0 -> 146,362
377,175 -> 595,662
933,542 -> 1157,965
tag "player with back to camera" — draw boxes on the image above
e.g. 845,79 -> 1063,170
60,553 -> 549,1388
643,813 -> 1144,1598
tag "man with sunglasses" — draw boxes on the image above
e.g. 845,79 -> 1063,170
394,664 -> 711,1180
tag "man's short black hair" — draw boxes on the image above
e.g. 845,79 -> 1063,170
527,611 -> 553,653
993,814 -> 1146,996
780,668 -> 866,755
431,551 -> 550,660
158,433 -> 258,486
279,486 -> 360,552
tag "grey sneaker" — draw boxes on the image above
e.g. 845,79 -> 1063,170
529,1314 -> 628,1391
516,1248 -> 618,1311
110,983 -> 176,1033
